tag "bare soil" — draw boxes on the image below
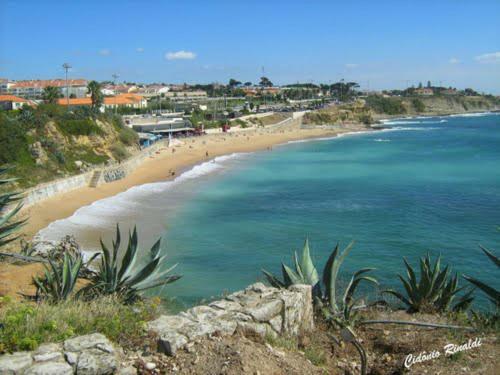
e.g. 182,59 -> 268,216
127,308 -> 499,374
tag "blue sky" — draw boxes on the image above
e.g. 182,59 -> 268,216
1,0 -> 499,93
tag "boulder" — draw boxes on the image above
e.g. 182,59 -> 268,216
76,348 -> 118,375
64,333 -> 110,353
24,362 -> 73,375
0,352 -> 33,374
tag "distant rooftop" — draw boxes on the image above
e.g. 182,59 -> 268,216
10,79 -> 87,88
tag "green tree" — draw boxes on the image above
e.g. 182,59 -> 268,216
412,98 -> 426,113
330,81 -> 359,101
244,81 -> 252,87
259,76 -> 273,87
427,80 -> 432,88
228,79 -> 241,87
87,81 -> 104,109
42,86 -> 61,104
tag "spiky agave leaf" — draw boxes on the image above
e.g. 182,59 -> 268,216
463,275 -> 500,306
382,289 -> 415,308
299,239 -> 319,287
452,288 -> 475,312
282,263 -> 302,285
262,269 -> 286,288
83,225 -> 181,303
342,268 -> 377,305
323,241 -> 355,312
462,245 -> 499,307
33,252 -> 82,303
479,245 -> 500,268
385,254 -> 470,313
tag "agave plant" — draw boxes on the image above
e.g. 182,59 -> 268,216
463,245 -> 499,307
263,240 -> 378,327
81,225 -> 181,303
384,253 -> 474,313
262,239 -> 320,296
0,168 -> 26,248
33,252 -> 83,303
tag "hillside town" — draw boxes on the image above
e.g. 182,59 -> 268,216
0,75 -> 492,117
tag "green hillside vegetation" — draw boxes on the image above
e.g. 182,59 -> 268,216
0,105 -> 139,188
303,101 -> 374,125
366,94 -> 499,116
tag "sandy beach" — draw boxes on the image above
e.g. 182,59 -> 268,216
0,122 -> 370,298
20,122 -> 370,241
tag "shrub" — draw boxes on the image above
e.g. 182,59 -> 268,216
32,252 -> 83,303
357,113 -> 373,125
110,143 -> 129,162
366,95 -> 406,115
0,114 -> 31,164
109,114 -> 125,130
0,296 -> 161,353
80,225 -> 181,304
58,118 -> 103,136
119,127 -> 139,146
412,98 -> 426,113
262,240 -> 378,327
383,254 -> 474,313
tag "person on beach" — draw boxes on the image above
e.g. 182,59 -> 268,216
206,151 -> 209,158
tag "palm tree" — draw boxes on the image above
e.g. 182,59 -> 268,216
87,80 -> 103,110
42,86 -> 61,104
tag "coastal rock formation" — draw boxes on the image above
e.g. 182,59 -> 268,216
148,283 -> 314,356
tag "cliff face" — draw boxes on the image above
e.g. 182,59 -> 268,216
0,106 -> 139,188
412,95 -> 499,115
302,101 -> 374,126
303,95 -> 499,126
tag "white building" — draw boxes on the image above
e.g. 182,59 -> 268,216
0,94 -> 35,110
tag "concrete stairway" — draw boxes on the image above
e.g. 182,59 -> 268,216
88,170 -> 102,188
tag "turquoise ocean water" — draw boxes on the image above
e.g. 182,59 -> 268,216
38,113 -> 500,308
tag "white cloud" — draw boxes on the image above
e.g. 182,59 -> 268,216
449,57 -> 460,64
475,52 -> 500,64
136,47 -> 144,52
345,63 -> 359,68
165,50 -> 196,60
99,49 -> 111,56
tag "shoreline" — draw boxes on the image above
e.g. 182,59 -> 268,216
20,123 -> 371,243
21,109 -> 498,244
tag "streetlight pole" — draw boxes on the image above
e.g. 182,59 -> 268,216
112,73 -> 119,114
62,63 -> 71,106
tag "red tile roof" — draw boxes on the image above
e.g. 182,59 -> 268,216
0,94 -> 28,103
11,79 -> 87,88
57,94 -> 144,106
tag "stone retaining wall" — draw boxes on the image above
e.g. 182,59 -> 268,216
23,140 -> 167,207
148,283 -> 313,356
0,283 -> 313,374
0,333 -> 124,375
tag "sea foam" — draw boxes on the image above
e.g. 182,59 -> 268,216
36,152 -> 247,243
